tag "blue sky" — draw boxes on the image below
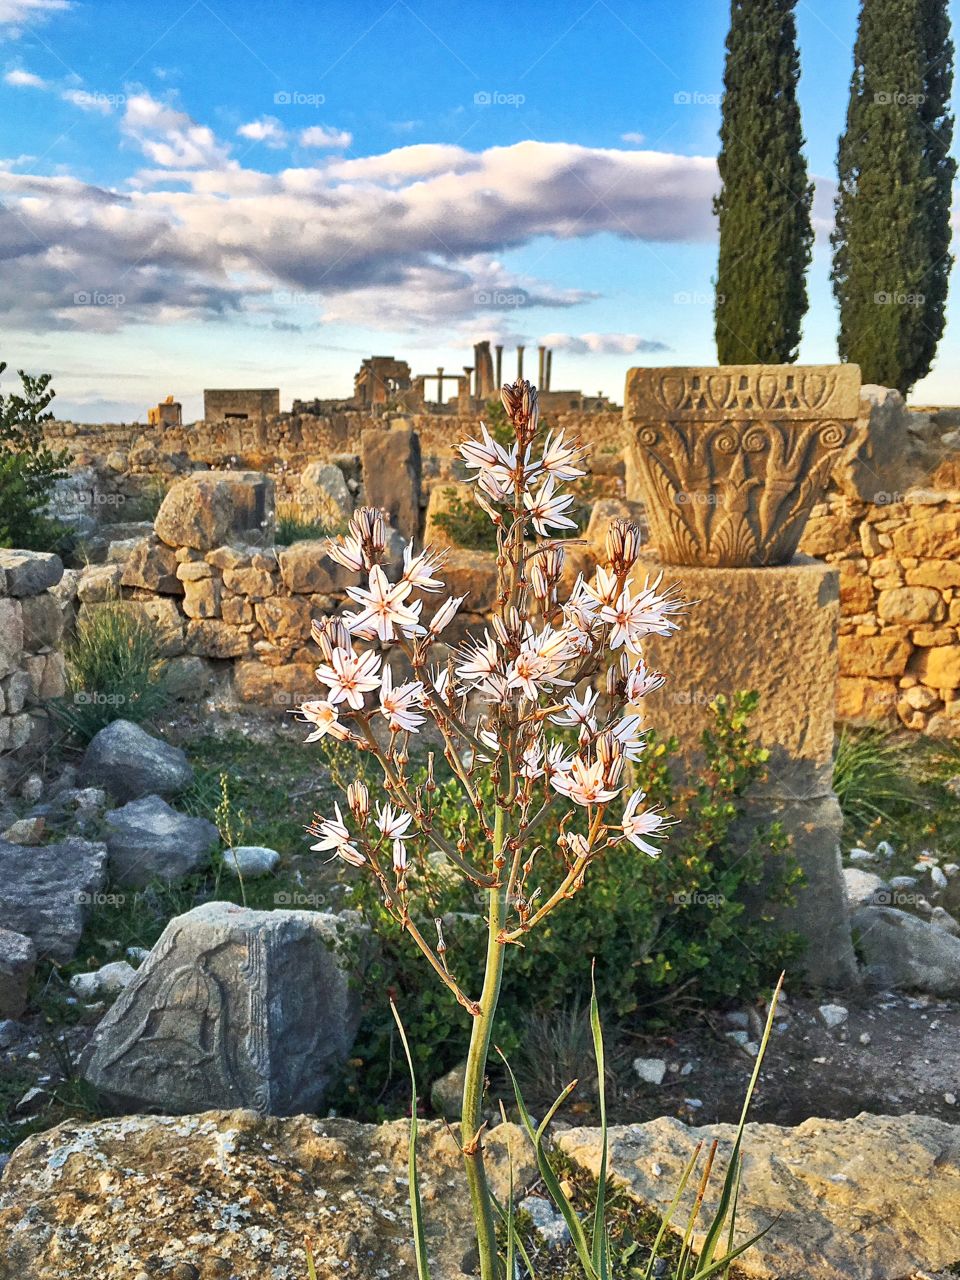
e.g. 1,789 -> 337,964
1,0 -> 957,420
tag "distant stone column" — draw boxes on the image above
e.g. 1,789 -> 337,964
495,344 -> 503,388
538,345 -> 546,388
545,349 -> 553,391
436,367 -> 444,408
516,346 -> 524,380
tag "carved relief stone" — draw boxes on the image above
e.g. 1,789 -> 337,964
83,902 -> 364,1115
624,364 -> 862,566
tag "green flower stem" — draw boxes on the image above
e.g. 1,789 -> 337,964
461,803 -> 508,1280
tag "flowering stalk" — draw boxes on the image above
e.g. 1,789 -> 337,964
297,380 -> 683,1280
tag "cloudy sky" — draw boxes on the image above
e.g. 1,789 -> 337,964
2,0 -> 959,421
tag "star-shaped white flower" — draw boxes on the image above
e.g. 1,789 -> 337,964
523,475 -> 576,537
346,565 -> 422,643
299,699 -> 350,743
550,755 -> 622,806
315,646 -> 382,709
378,667 -> 426,733
310,802 -> 365,866
621,789 -> 668,857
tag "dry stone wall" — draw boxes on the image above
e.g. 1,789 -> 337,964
0,550 -> 69,756
800,487 -> 960,735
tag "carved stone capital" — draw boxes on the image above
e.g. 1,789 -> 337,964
624,365 -> 863,567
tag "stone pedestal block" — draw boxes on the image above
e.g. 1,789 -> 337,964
637,554 -> 857,987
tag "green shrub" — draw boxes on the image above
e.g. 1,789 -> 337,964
0,361 -> 71,552
55,602 -> 171,742
329,691 -> 802,1117
431,488 -> 499,551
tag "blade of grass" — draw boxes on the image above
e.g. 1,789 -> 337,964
695,973 -> 784,1269
305,1240 -> 317,1280
391,999 -> 432,1280
642,1143 -> 704,1280
499,1047 -> 599,1280
588,964 -> 609,1278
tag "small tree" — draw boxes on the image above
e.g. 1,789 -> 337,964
0,362 -> 70,551
714,0 -> 814,363
831,0 -> 956,393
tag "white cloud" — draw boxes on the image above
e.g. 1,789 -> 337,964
540,332 -> 670,355
4,68 -> 47,88
621,132 -> 646,145
299,124 -> 353,149
237,116 -> 288,148
0,0 -> 69,28
0,113 -> 718,335
122,92 -> 231,169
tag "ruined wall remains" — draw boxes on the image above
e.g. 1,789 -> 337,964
800,488 -> 960,735
0,550 -> 68,756
202,389 -> 280,422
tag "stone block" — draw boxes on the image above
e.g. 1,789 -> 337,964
233,661 -> 317,711
104,795 -> 219,888
0,550 -> 63,597
185,619 -> 252,659
182,576 -> 221,620
890,511 -> 960,558
0,837 -> 108,962
0,927 -> 36,1019
277,542 -> 349,594
83,902 -> 364,1115
19,593 -> 64,651
638,555 -> 839,797
0,599 -> 23,678
154,471 -> 276,551
837,676 -> 898,725
838,634 -> 911,678
441,549 -> 499,615
222,565 -> 276,598
120,538 -> 182,594
877,586 -> 945,624
914,645 -> 960,692
298,462 -> 353,527
80,719 -> 193,802
254,596 -> 312,641
361,424 -> 422,540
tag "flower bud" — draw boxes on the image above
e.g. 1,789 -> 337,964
347,780 -> 370,823
605,519 -> 643,574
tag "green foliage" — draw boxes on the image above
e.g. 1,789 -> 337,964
431,488 -> 500,551
55,601 -> 171,742
714,0 -> 813,362
831,0 -> 956,393
397,971 -> 780,1280
330,693 -> 801,1116
0,360 -> 72,552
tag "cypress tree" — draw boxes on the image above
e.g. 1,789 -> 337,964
831,0 -> 956,394
714,0 -> 814,364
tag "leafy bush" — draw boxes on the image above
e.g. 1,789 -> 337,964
430,488 -> 499,551
0,361 -> 71,552
56,601 -> 171,742
329,692 -> 801,1116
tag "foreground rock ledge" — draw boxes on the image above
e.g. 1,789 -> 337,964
1,1111 -> 958,1280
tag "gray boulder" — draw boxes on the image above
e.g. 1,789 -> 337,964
83,902 -> 364,1115
104,795 -> 219,888
223,846 -> 279,879
0,549 -> 63,597
80,720 -> 193,802
852,905 -> 960,995
0,837 -> 108,962
0,928 -> 37,1019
